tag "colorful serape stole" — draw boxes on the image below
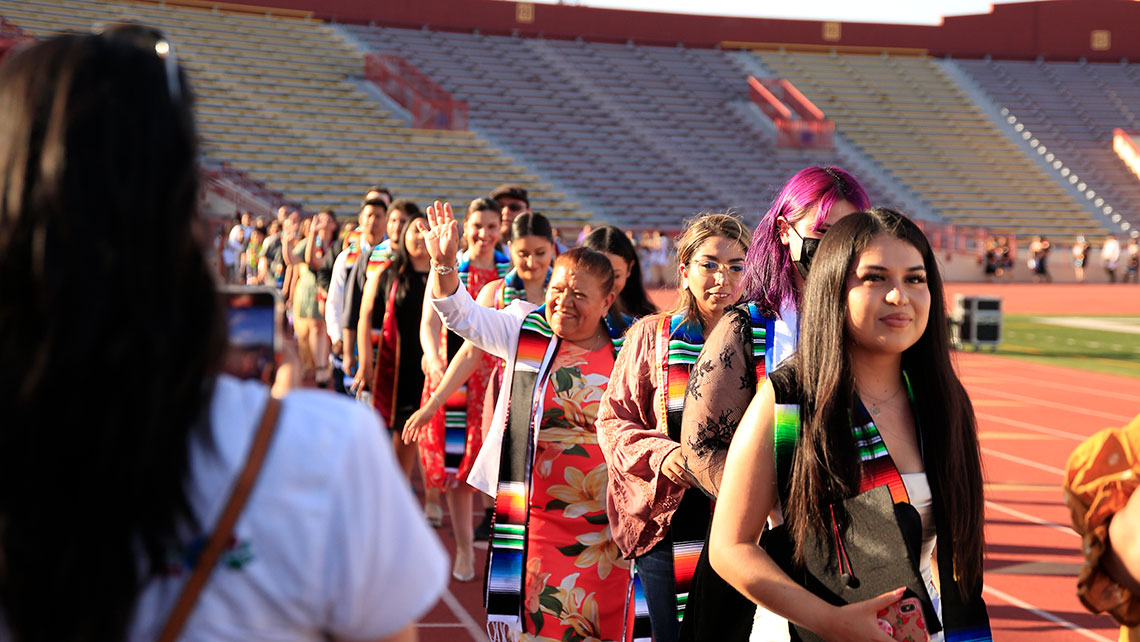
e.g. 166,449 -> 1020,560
499,267 -> 551,307
626,560 -> 653,642
745,302 -> 774,390
658,313 -> 707,623
459,248 -> 511,288
605,311 -> 635,354
771,372 -> 993,642
487,308 -> 626,637
365,246 -> 392,364
486,308 -> 558,634
343,227 -> 363,268
442,385 -> 468,474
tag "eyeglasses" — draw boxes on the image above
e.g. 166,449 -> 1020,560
97,23 -> 181,102
690,260 -> 745,278
503,202 -> 527,214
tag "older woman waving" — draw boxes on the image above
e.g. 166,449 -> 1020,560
420,202 -> 630,642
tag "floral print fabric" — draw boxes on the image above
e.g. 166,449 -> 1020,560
522,341 -> 627,642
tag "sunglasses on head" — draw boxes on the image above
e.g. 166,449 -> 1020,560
97,23 -> 181,102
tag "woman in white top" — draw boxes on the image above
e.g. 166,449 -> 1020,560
709,208 -> 991,642
0,27 -> 446,641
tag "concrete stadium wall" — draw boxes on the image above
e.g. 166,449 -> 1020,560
226,0 -> 1140,61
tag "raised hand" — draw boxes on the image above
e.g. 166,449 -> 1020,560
418,200 -> 460,266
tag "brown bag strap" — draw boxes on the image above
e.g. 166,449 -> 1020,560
157,395 -> 283,642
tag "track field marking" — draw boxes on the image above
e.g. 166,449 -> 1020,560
985,481 -> 1064,492
985,500 -> 1077,538
976,390 -> 1135,422
981,447 -> 1065,476
982,585 -> 1113,642
979,431 -> 1055,440
988,561 -> 1081,576
1034,316 -> 1140,335
1001,343 -> 1046,354
971,399 -> 1024,407
440,589 -> 491,642
975,412 -> 1090,440
977,373 -> 1140,404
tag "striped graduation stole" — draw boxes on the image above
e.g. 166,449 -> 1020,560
343,227 -> 363,267
499,267 -> 551,307
487,308 -> 625,634
657,313 -> 706,624
487,308 -> 558,633
458,248 -> 511,288
605,311 -> 635,354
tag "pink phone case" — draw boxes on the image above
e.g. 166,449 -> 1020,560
877,597 -> 929,642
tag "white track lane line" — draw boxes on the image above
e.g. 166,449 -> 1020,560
985,372 -> 1140,404
984,500 -> 1078,538
440,588 -> 491,642
982,585 -> 1113,642
974,389 -> 1134,423
975,412 -> 1089,441
981,447 -> 1066,476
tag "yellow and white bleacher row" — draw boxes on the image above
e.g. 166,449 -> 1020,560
0,0 -> 588,224
757,50 -> 1098,237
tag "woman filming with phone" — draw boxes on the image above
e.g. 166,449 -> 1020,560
0,27 -> 445,641
709,208 -> 991,642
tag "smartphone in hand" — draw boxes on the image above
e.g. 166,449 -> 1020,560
877,597 -> 930,642
220,286 -> 283,385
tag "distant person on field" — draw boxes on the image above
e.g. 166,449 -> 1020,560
1072,235 -> 1090,283
1030,235 -> 1051,283
1103,234 -> 1122,283
0,26 -> 445,641
1126,237 -> 1140,284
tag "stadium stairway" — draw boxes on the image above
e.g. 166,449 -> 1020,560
953,58 -> 1140,237
757,50 -> 1102,237
344,25 -> 902,229
0,0 -> 589,225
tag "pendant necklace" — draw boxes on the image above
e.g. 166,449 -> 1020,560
859,386 -> 904,416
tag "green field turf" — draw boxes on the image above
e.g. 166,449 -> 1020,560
969,315 -> 1140,378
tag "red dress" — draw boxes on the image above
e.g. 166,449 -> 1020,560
521,341 -> 627,641
419,263 -> 500,490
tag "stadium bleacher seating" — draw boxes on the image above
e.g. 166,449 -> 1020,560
955,58 -> 1140,233
0,0 -> 589,224
345,25 -> 900,228
757,50 -> 1102,237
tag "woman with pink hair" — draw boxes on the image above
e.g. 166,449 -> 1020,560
677,166 -> 870,641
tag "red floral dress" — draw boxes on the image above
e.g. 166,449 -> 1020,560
419,263 -> 500,490
522,342 -> 627,642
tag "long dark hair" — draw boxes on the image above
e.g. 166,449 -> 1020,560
0,31 -> 225,639
784,207 -> 984,598
582,225 -> 656,318
382,209 -> 428,305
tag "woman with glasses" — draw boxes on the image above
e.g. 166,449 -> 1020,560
596,213 -> 750,642
676,167 -> 869,640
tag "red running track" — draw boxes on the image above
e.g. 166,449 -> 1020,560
414,350 -> 1136,641
412,284 -> 1138,641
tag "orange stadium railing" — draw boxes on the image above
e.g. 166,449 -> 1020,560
202,164 -> 303,219
748,76 -> 834,150
1113,128 -> 1140,182
364,54 -> 468,131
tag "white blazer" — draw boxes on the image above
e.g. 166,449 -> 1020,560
430,285 -> 549,496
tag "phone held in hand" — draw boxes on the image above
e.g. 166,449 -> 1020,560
877,597 -> 930,642
220,286 -> 283,384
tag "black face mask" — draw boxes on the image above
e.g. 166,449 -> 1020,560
789,224 -> 820,279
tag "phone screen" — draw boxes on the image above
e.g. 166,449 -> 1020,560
221,286 -> 282,383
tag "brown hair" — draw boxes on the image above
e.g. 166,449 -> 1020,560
553,246 -> 615,294
671,212 -> 750,326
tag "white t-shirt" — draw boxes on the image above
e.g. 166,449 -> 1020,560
128,376 -> 447,641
